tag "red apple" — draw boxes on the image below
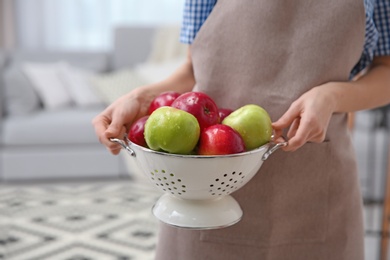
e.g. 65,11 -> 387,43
148,91 -> 181,114
198,124 -> 245,155
128,115 -> 149,147
171,91 -> 220,131
218,108 -> 233,122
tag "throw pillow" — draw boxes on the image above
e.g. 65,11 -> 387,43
3,64 -> 42,115
134,58 -> 185,84
22,62 -> 73,110
90,58 -> 185,105
59,63 -> 104,107
90,69 -> 147,105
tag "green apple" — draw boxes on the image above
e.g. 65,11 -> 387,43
222,104 -> 272,150
144,106 -> 200,154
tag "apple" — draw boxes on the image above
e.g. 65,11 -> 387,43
128,115 -> 149,147
198,124 -> 245,155
218,108 -> 233,122
148,91 -> 181,114
222,104 -> 272,150
144,106 -> 200,154
171,91 -> 220,131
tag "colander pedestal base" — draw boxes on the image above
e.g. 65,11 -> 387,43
152,194 -> 243,229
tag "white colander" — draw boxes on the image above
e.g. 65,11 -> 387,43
111,137 -> 286,229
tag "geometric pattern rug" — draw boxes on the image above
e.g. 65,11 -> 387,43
0,179 -> 162,260
0,178 -> 386,260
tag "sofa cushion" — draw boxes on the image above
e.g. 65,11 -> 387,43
59,63 -> 103,107
3,64 -> 42,116
91,68 -> 146,105
2,106 -> 106,146
22,61 -> 74,110
90,58 -> 185,105
3,51 -> 110,116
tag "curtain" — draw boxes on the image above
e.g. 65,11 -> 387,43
14,0 -> 185,51
0,0 -> 15,49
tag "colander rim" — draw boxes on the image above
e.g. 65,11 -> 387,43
130,140 -> 270,159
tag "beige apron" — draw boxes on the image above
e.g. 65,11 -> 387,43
155,0 -> 366,259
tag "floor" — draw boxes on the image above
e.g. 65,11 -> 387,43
0,177 -> 388,260
0,179 -> 162,260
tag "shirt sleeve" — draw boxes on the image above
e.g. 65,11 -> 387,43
350,0 -> 388,78
373,0 -> 390,56
180,0 -> 217,44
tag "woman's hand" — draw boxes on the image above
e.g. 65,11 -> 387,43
272,84 -> 337,151
92,88 -> 154,155
92,46 -> 196,155
272,56 -> 390,151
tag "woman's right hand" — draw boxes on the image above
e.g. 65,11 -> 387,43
92,46 -> 196,155
92,87 -> 154,155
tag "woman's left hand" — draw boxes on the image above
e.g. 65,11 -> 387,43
273,56 -> 390,152
272,84 -> 337,151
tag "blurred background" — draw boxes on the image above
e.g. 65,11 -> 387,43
0,0 -> 389,259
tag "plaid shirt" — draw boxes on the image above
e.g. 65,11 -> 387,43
180,0 -> 390,77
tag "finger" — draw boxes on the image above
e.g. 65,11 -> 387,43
92,115 -> 112,144
93,115 -> 108,137
106,114 -> 125,138
105,106 -> 141,154
109,145 -> 123,155
104,126 -> 128,153
283,119 -> 310,151
286,118 -> 300,140
91,114 -> 122,155
272,103 -> 301,131
274,136 -> 287,144
272,128 -> 284,141
107,101 -> 141,136
310,131 -> 326,143
104,116 -> 127,154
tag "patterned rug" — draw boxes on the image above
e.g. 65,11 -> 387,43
0,179 -> 162,260
0,178 -> 386,260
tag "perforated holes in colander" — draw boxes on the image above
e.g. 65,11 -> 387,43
150,169 -> 187,196
209,171 -> 245,196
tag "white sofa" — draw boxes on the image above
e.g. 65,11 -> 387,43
0,51 -> 128,181
0,26 -> 178,182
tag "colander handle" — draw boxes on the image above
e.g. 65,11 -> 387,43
109,137 -> 136,157
262,142 -> 288,161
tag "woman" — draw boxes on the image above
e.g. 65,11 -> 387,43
93,0 -> 390,259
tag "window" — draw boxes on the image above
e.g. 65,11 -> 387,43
15,0 -> 185,51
